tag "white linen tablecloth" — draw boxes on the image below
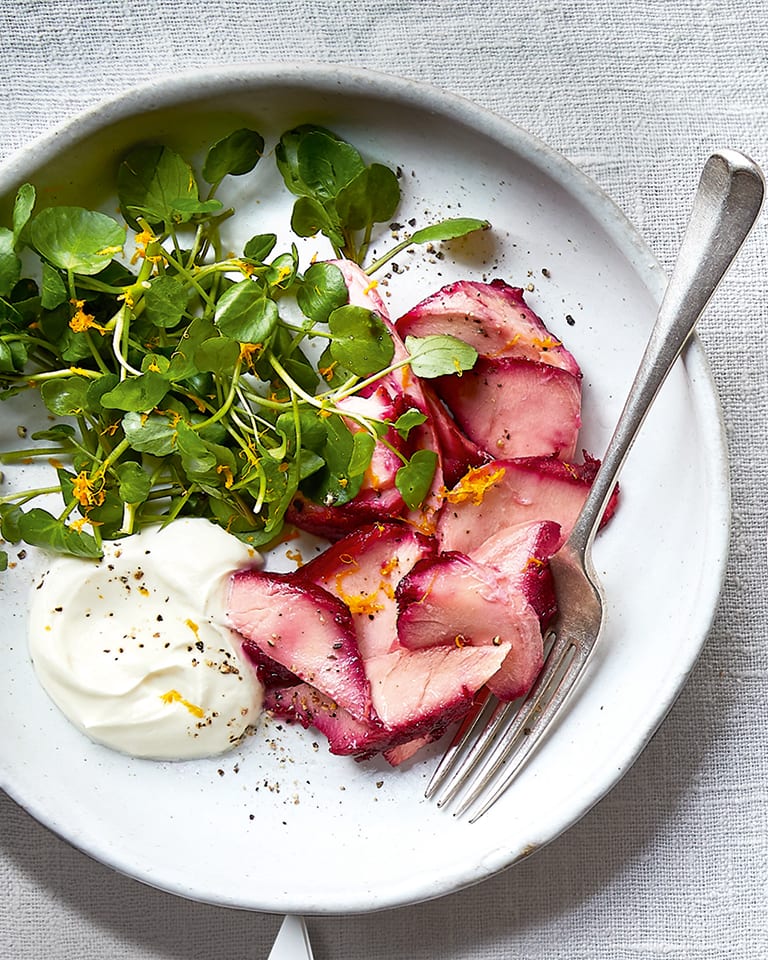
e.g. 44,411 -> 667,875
1,1 -> 766,957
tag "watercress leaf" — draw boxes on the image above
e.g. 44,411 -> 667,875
395,448 -> 438,509
306,414 -> 365,507
0,341 -> 16,373
214,280 -> 278,343
29,207 -> 126,276
296,262 -> 348,324
328,305 -> 394,377
290,195 -> 343,247
281,352 -> 319,394
265,249 -> 298,290
176,422 -> 217,477
7,339 -> 27,371
40,376 -> 92,416
18,507 -> 101,559
169,316 -> 217,380
40,261 -> 68,309
275,408 -> 327,454
101,371 -> 169,412
207,495 -> 260,538
404,333 -> 478,378
393,408 -> 427,439
347,430 -> 376,477
115,460 -> 152,504
275,125 -> 342,196
297,131 -> 365,201
118,144 -> 199,228
256,455 -> 299,532
335,163 -> 400,231
9,276 -> 37,303
193,336 -> 240,376
92,258 -> 136,287
122,410 -> 179,456
0,503 -> 23,543
170,196 -> 224,218
82,483 -> 125,538
243,233 -> 277,262
0,303 -> 20,334
203,128 -> 265,184
141,353 -> 171,374
58,327 -> 96,362
317,343 -> 351,388
12,183 -> 35,242
30,423 -> 76,442
85,373 -> 119,408
189,410 -> 226,445
0,228 -> 21,298
36,302 -> 69,342
410,217 -> 491,245
178,372 -> 215,410
0,551 -> 7,571
252,453 -> 290,506
298,448 -> 325,481
143,274 -> 188,328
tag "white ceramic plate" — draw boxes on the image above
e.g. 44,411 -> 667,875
0,64 -> 729,914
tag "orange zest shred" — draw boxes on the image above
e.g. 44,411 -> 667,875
71,471 -> 106,508
319,360 -> 338,382
488,333 -> 521,358
379,579 -> 395,601
160,689 -> 205,719
96,243 -> 123,257
337,588 -> 385,616
239,342 -> 262,367
279,265 -> 295,284
380,556 -> 399,576
334,561 -> 386,616
531,335 -> 562,351
67,516 -> 90,533
131,228 -> 163,264
69,299 -> 106,335
442,464 -> 507,506
216,463 -> 234,488
236,259 -> 256,277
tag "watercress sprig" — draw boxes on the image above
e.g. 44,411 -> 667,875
0,124 -> 488,568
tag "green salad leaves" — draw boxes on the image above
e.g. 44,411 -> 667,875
0,124 -> 488,566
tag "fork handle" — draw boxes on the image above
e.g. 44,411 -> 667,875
569,149 -> 765,560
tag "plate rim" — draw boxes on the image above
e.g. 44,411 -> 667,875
0,61 -> 731,914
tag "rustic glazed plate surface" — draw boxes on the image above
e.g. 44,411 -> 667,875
0,63 -> 729,914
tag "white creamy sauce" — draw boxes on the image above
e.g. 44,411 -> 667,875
28,518 -> 263,760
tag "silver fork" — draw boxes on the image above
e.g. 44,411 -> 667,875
266,915 -> 315,960
426,149 -> 765,822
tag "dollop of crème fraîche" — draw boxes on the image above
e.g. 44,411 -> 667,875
28,518 -> 263,760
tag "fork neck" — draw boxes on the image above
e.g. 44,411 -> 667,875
566,150 -> 764,565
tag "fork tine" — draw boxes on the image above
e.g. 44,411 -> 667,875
430,627 -> 569,809
424,686 -> 492,799
445,633 -> 573,814
433,697 -> 514,807
461,641 -> 593,822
